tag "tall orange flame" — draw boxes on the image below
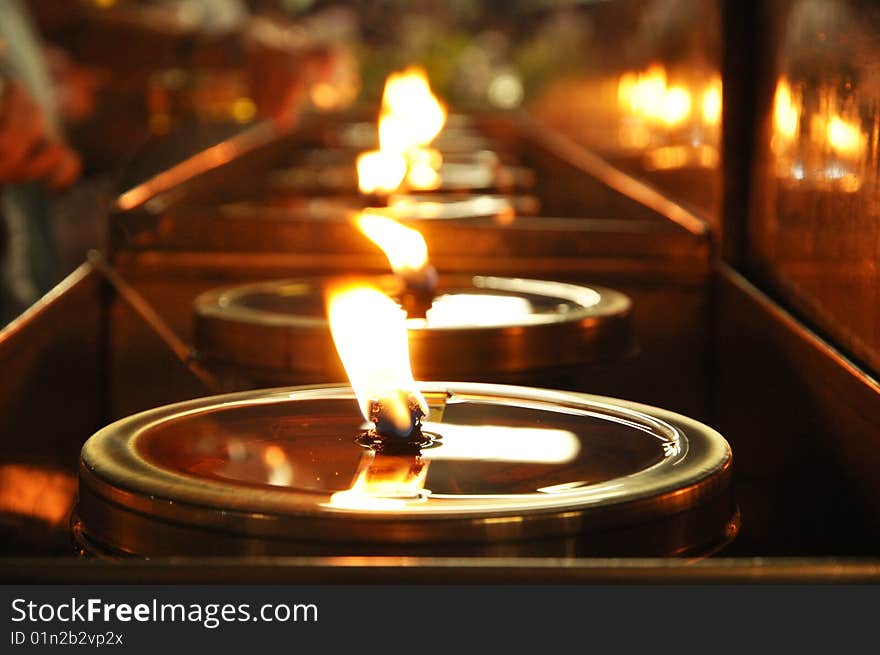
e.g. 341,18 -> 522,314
326,282 -> 428,435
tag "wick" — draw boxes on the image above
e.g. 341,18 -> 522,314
368,396 -> 425,442
399,264 -> 438,319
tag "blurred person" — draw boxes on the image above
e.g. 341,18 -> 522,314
0,1 -> 83,325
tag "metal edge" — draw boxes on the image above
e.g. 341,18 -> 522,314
76,383 -> 732,545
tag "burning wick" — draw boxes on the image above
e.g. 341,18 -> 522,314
326,282 -> 429,441
354,210 -> 437,317
368,396 -> 425,444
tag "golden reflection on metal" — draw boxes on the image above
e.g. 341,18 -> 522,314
262,445 -> 293,486
328,416 -> 580,512
419,293 -> 533,328
425,423 -> 580,464
329,451 -> 430,511
115,122 -> 279,212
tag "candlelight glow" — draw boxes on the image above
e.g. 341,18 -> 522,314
357,67 -> 447,194
356,150 -> 407,194
405,147 -> 443,190
827,115 -> 864,156
773,78 -> 800,143
355,211 -> 429,275
619,65 -> 667,116
326,282 -> 428,434
617,65 -> 695,128
381,68 -> 447,148
424,423 -> 580,464
326,423 -> 581,511
659,86 -> 692,126
701,77 -> 722,126
423,293 -> 532,327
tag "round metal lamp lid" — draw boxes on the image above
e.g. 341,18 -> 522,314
78,383 -> 731,551
194,275 -> 633,378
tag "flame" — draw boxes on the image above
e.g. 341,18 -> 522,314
381,68 -> 447,148
355,211 -> 429,275
701,77 -> 722,126
619,64 -> 667,115
659,85 -> 692,126
356,150 -> 407,194
326,282 -> 428,434
827,115 -> 864,156
357,67 -> 447,194
617,65 -> 694,128
404,147 -> 443,190
773,78 -> 800,142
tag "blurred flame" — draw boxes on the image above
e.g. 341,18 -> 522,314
773,78 -> 800,143
617,65 -> 696,128
619,65 -> 667,116
701,77 -> 722,126
262,445 -> 293,486
659,86 -> 692,126
405,147 -> 443,190
357,150 -> 407,194
355,211 -> 429,274
326,282 -> 428,434
357,67 -> 447,194
381,68 -> 447,147
827,115 -> 864,156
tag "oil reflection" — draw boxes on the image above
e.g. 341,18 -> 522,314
754,0 -> 880,376
617,64 -> 721,169
327,423 -> 580,511
771,76 -> 868,192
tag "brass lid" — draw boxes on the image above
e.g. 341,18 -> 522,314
193,275 -> 633,380
76,383 -> 733,556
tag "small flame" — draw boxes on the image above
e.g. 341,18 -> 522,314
659,85 -> 692,126
404,147 -> 443,190
380,67 -> 447,148
773,78 -> 800,143
357,67 -> 447,194
619,64 -> 667,116
326,282 -> 428,435
355,211 -> 429,275
701,77 -> 722,127
827,115 -> 864,156
618,65 -> 695,128
356,150 -> 407,194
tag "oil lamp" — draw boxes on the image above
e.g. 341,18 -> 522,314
192,206 -> 634,390
74,284 -> 735,558
616,64 -> 721,172
270,67 -> 535,196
